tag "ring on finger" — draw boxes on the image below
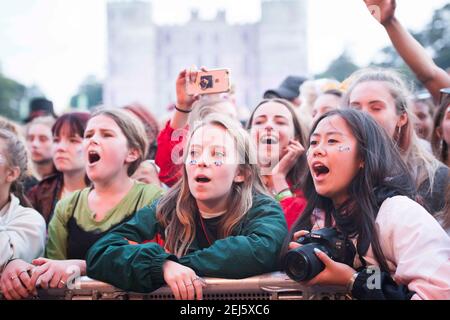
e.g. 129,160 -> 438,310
59,280 -> 66,285
18,270 -> 28,277
9,275 -> 18,281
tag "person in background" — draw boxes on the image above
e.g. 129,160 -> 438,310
344,68 -> 448,215
411,95 -> 435,145
25,116 -> 57,181
24,98 -> 57,124
263,76 -> 307,108
0,129 -> 46,300
431,88 -> 450,167
123,103 -> 160,160
27,112 -> 91,224
312,89 -> 343,123
86,114 -> 287,300
246,99 -> 309,230
0,117 -> 39,192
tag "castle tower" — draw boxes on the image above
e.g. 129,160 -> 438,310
258,0 -> 308,93
104,1 -> 156,110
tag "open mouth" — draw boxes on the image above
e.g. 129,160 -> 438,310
312,163 -> 330,178
260,135 -> 279,145
195,175 -> 211,183
88,150 -> 101,164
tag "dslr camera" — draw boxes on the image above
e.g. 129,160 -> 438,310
284,228 -> 355,282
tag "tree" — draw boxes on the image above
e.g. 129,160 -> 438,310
315,51 -> 360,82
0,72 -> 26,121
70,75 -> 103,110
418,3 -> 450,70
371,3 -> 450,86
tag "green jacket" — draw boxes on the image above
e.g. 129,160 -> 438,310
86,193 -> 288,293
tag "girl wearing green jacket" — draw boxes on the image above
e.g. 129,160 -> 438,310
86,113 -> 288,300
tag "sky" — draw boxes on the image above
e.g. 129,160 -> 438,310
0,0 -> 448,112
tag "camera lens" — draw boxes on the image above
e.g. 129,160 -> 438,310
284,251 -> 309,281
284,243 -> 328,282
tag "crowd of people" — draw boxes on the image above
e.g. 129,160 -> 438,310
0,0 -> 449,300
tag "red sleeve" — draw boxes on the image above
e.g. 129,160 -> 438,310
155,121 -> 189,187
279,188 -> 307,231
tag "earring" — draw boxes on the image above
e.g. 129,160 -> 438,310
397,126 -> 402,138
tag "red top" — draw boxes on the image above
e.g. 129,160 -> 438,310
155,121 -> 188,187
279,187 -> 307,231
155,120 -> 307,230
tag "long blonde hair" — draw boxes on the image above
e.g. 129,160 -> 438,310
156,113 -> 268,257
343,68 -> 441,189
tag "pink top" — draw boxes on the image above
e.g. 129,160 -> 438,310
311,196 -> 450,300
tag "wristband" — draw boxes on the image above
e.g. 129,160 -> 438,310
275,188 -> 294,202
346,272 -> 359,293
174,105 -> 192,113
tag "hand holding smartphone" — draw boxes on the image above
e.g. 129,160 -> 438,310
185,68 -> 231,96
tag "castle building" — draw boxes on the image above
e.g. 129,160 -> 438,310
105,0 -> 308,118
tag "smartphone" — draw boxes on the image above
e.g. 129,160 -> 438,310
186,69 -> 231,96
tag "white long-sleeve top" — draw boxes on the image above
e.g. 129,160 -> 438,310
0,194 -> 46,272
312,196 -> 450,300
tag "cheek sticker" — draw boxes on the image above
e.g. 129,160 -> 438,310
214,160 -> 223,167
338,146 -> 351,153
188,159 -> 198,166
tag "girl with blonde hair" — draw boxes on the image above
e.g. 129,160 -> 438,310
86,113 -> 287,300
343,68 -> 448,215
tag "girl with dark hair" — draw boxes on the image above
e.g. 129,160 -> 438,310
0,129 -> 46,300
246,99 -> 308,230
27,112 -> 91,224
282,109 -> 450,300
86,114 -> 287,300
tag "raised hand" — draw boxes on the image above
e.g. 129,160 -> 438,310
363,0 -> 397,26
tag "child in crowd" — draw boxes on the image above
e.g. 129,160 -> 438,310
3,108 -> 162,299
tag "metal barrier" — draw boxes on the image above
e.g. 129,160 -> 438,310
1,272 -> 351,300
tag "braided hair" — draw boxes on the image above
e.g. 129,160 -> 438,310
0,129 -> 32,207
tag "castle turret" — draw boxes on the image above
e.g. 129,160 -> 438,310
104,1 -> 157,111
258,0 -> 308,93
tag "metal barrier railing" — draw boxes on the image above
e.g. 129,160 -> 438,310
1,272 -> 351,300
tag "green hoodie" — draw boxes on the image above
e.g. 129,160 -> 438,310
86,193 -> 288,293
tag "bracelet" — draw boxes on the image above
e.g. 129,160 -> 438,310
346,272 -> 359,293
174,105 -> 192,114
275,188 -> 294,202
1,257 -> 18,274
